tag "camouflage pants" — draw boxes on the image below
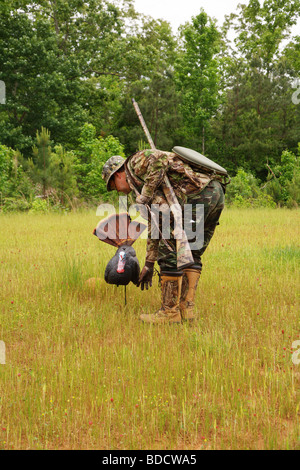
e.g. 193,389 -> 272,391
157,180 -> 225,272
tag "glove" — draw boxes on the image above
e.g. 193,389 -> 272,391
137,261 -> 155,290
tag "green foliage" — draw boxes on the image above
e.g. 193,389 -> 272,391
0,144 -> 13,197
26,127 -> 78,206
265,147 -> 300,207
75,123 -> 125,200
226,168 -> 261,201
113,16 -> 180,153
0,143 -> 35,205
50,145 -> 78,204
0,0 -> 125,154
226,168 -> 276,208
210,0 -> 300,176
138,140 -> 149,151
30,127 -> 53,197
230,193 -> 276,208
29,198 -> 49,213
226,145 -> 300,208
174,10 -> 221,152
286,172 -> 300,208
2,197 -> 31,213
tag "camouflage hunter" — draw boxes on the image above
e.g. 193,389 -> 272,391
102,96 -> 227,323
127,149 -> 225,323
124,149 -> 225,267
101,148 -> 226,323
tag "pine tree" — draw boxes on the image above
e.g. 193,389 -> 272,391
31,127 -> 53,197
50,145 -> 78,205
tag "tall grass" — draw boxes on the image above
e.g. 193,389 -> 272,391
0,208 -> 299,449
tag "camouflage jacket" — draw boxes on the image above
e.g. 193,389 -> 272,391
125,149 -> 215,263
127,149 -> 212,201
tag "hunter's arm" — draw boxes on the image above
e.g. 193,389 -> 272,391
140,151 -> 169,200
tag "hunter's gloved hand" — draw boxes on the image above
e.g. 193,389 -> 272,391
137,261 -> 155,290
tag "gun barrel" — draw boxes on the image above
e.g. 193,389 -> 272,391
131,99 -> 156,151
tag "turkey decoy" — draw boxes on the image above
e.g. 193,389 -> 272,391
93,212 -> 147,287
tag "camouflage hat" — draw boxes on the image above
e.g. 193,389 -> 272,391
102,155 -> 126,191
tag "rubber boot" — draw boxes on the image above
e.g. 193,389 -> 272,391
139,272 -> 183,324
180,268 -> 201,321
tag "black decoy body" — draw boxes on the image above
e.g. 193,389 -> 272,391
104,244 -> 140,286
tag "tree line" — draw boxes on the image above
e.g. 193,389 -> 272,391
0,0 -> 299,211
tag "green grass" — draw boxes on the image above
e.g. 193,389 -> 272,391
0,208 -> 299,449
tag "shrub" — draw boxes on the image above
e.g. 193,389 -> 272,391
2,197 -> 31,213
0,144 -> 36,207
0,144 -> 12,196
226,168 -> 276,207
226,168 -> 261,203
29,198 -> 49,213
265,147 -> 300,207
230,193 -> 276,208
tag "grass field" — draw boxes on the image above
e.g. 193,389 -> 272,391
0,208 -> 299,450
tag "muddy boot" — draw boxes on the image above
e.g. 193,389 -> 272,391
180,268 -> 201,321
140,272 -> 183,324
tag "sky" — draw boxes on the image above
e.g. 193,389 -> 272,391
133,0 -> 299,35
133,0 -> 253,30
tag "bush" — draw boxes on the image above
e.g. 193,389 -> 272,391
0,144 -> 12,196
29,198 -> 49,213
226,168 -> 276,207
226,168 -> 261,203
50,202 -> 71,213
1,197 -> 31,213
230,193 -> 276,208
265,147 -> 300,207
0,143 -> 35,203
